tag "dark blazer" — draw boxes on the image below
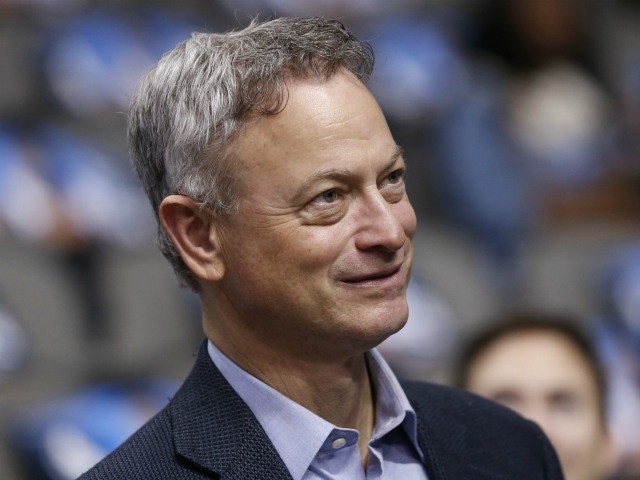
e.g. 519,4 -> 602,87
78,342 -> 564,479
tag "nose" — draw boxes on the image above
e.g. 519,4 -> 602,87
353,190 -> 410,253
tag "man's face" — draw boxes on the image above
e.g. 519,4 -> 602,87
465,330 -> 614,480
211,71 -> 416,358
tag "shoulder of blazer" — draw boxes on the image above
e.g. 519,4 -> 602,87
77,341 -> 293,480
400,380 -> 565,480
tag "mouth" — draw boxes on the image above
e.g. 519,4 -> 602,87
342,264 -> 403,285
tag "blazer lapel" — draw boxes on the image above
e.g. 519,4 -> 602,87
170,342 -> 293,480
408,390 -> 456,480
403,381 -> 500,480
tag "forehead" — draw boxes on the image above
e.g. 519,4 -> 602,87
469,330 -> 599,393
229,71 -> 396,188
266,71 -> 380,131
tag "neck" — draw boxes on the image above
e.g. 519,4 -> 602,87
202,302 -> 376,464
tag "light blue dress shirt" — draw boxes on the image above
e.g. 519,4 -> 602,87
208,341 -> 428,480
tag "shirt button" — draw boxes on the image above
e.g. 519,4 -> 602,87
331,438 -> 347,449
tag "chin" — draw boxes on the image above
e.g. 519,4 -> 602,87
360,303 -> 409,346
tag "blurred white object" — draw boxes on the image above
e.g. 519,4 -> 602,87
509,62 -> 610,186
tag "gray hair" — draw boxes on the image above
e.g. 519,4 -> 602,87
128,16 -> 374,291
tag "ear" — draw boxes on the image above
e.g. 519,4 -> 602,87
159,195 -> 225,283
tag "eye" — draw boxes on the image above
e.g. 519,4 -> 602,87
550,393 -> 580,415
379,168 -> 406,202
303,187 -> 348,225
314,189 -> 340,204
384,169 -> 404,185
492,391 -> 521,410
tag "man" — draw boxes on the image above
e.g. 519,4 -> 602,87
80,17 -> 563,479
457,314 -> 617,480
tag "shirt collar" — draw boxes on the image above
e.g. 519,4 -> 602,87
367,348 -> 423,460
207,341 -> 422,480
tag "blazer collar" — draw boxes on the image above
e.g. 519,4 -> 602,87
169,341 -> 293,480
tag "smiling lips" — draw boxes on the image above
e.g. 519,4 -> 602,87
342,264 -> 403,284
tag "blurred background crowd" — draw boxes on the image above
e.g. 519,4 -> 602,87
1,0 -> 639,479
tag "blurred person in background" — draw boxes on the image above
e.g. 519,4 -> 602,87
434,0 -> 616,301
79,16 -> 564,480
456,314 -> 618,480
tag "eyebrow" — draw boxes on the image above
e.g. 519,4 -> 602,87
292,145 -> 405,201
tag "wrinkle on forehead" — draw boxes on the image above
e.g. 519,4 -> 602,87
235,70 -> 379,137
227,69 -> 395,208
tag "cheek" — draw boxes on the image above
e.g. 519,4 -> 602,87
295,227 -> 352,272
396,198 -> 417,238
221,226 -> 292,289
551,412 -> 605,461
247,225 -> 351,280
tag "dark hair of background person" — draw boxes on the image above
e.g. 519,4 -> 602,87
454,312 -> 608,423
